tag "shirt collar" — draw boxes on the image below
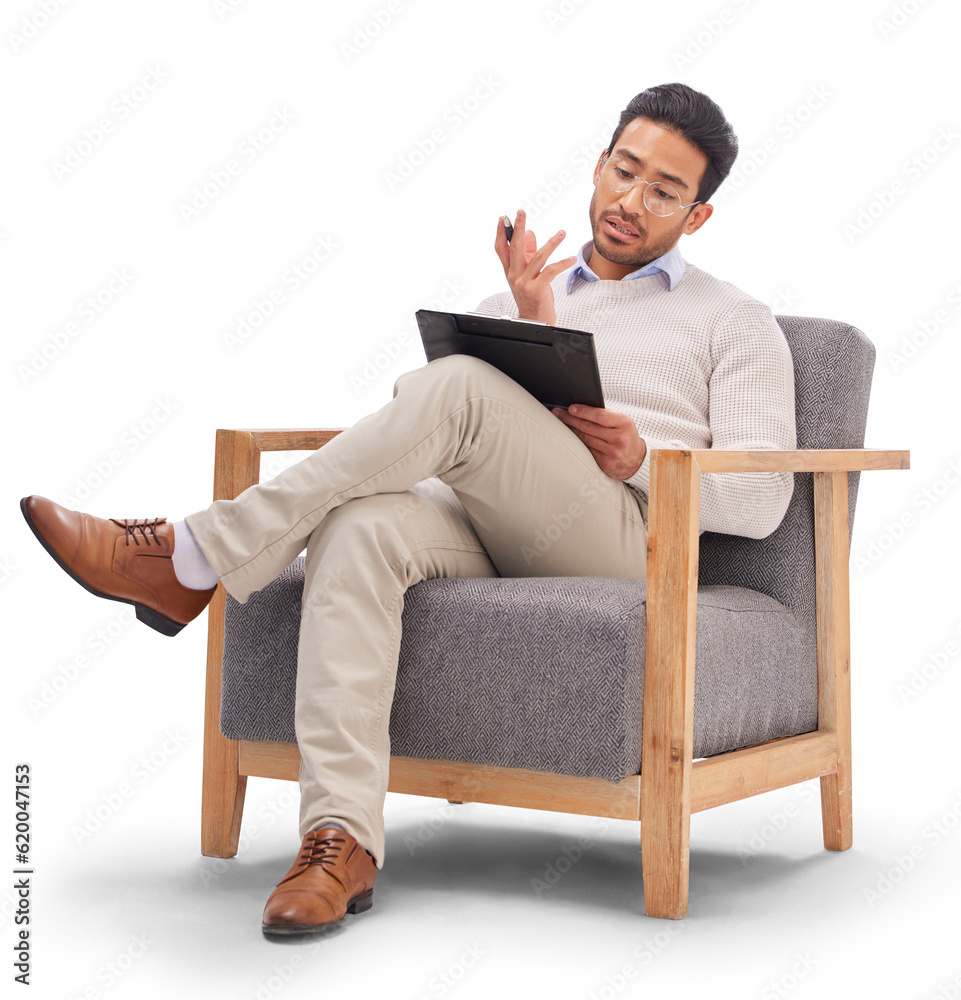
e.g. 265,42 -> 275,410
565,240 -> 685,293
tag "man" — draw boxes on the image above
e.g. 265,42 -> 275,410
21,83 -> 796,938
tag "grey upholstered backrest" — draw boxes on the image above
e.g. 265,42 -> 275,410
697,316 -> 876,618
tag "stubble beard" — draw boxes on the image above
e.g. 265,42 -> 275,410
589,191 -> 687,270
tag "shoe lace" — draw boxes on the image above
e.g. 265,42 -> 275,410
298,832 -> 345,872
110,517 -> 167,546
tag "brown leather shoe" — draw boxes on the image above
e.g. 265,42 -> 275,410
262,827 -> 377,937
20,495 -> 216,637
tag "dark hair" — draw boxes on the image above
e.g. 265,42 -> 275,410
606,83 -> 738,205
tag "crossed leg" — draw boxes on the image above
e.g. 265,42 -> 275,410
185,355 -> 649,867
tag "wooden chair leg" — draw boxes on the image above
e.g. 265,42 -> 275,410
201,585 -> 247,857
814,471 -> 853,851
641,797 -> 692,919
641,450 -> 699,918
200,429 -> 262,857
201,760 -> 247,858
820,773 -> 852,851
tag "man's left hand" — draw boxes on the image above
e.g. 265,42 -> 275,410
552,404 -> 647,480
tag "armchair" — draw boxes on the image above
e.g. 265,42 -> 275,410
199,315 -> 908,918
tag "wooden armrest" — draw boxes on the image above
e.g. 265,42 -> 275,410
211,428 -> 344,502
680,448 -> 909,474
219,428 -> 346,452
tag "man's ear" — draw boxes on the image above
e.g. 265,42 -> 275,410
683,202 -> 713,236
592,149 -> 608,186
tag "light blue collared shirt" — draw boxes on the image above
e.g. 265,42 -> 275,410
565,240 -> 685,294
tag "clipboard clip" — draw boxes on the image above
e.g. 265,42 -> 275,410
464,311 -> 550,326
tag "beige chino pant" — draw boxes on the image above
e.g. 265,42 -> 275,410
186,355 -> 649,867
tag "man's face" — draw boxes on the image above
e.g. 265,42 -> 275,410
588,117 -> 713,279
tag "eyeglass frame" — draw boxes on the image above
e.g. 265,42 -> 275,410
597,155 -> 702,217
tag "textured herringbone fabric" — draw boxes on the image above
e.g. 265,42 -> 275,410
222,568 -> 815,781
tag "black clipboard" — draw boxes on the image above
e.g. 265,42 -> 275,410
415,309 -> 605,410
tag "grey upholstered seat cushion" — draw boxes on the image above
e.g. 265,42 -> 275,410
219,315 -> 874,784
221,563 -> 816,783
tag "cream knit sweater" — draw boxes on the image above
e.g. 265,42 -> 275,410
473,257 -> 797,538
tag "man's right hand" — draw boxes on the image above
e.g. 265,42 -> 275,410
494,209 -> 576,326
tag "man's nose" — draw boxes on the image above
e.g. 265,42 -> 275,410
619,180 -> 649,216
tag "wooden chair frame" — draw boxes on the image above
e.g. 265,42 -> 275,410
200,427 -> 908,918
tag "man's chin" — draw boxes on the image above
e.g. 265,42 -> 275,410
593,234 -> 649,266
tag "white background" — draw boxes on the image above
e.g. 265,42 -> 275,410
3,0 -> 959,997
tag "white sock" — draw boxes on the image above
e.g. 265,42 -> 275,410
171,520 -> 219,590
312,822 -> 374,858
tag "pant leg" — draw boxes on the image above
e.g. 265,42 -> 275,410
184,354 -> 648,602
294,479 -> 498,868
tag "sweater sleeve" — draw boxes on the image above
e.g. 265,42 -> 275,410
626,298 -> 796,538
472,290 -> 515,317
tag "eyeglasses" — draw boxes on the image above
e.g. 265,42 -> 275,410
598,156 -> 700,217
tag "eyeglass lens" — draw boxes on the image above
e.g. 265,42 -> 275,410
601,158 -> 682,217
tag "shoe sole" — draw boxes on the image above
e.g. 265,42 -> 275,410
261,889 -> 373,938
20,497 -> 188,637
